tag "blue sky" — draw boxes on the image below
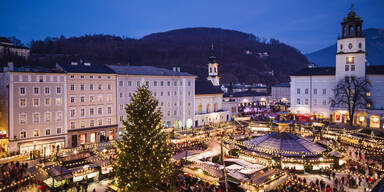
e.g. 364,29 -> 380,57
1,0 -> 383,53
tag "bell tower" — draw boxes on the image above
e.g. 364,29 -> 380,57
207,44 -> 220,86
336,4 -> 366,81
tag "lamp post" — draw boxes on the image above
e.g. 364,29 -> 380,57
220,124 -> 228,192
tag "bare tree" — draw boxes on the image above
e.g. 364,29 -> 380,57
331,76 -> 371,126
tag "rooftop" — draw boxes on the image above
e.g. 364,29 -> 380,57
195,79 -> 223,95
291,65 -> 384,76
244,132 -> 326,156
107,65 -> 194,76
272,83 -> 290,88
224,90 -> 270,98
57,63 -> 115,74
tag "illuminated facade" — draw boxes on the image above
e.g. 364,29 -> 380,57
290,8 -> 384,128
56,63 -> 118,148
107,65 -> 196,131
0,67 -> 66,154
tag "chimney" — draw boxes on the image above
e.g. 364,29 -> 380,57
7,62 -> 14,71
71,62 -> 78,66
84,62 -> 91,66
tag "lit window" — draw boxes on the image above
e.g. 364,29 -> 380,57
45,98 -> 51,105
346,56 -> 354,64
80,121 -> 85,128
366,92 -> 371,96
20,98 -> 26,107
56,98 -> 62,105
366,103 -> 371,108
107,95 -> 112,102
33,98 -> 39,106
33,130 -> 39,137
97,95 -> 103,102
20,131 -> 26,139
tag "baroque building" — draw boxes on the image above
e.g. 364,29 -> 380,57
290,7 -> 384,128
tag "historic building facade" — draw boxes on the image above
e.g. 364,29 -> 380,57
107,65 -> 196,131
0,66 -> 67,154
195,47 -> 231,127
56,63 -> 118,148
290,8 -> 384,128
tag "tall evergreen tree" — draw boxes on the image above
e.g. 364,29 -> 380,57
113,86 -> 174,191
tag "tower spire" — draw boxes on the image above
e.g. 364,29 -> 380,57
209,43 -> 216,64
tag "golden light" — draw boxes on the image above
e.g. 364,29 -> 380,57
372,117 -> 379,123
359,116 -> 365,121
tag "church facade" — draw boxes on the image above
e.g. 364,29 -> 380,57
290,7 -> 384,128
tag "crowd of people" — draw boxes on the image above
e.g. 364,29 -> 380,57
0,161 -> 29,185
175,173 -> 224,192
171,142 -> 207,155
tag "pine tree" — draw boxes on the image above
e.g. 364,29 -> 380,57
113,86 -> 175,191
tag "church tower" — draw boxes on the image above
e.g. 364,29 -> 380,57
335,5 -> 366,81
207,45 -> 220,86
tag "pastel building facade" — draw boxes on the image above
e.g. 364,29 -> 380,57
56,63 -> 118,148
290,8 -> 384,128
0,68 -> 67,154
107,65 -> 196,131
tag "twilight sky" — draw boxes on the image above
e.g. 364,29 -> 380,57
1,0 -> 383,53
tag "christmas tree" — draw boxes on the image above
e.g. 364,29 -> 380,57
113,86 -> 175,191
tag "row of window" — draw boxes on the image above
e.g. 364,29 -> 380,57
345,65 -> 356,71
119,80 -> 191,87
70,94 -> 113,104
19,97 -> 62,108
70,75 -> 112,80
69,83 -> 112,91
197,103 -> 219,114
70,118 -> 112,129
69,106 -> 113,118
296,98 -> 327,105
19,111 -> 63,124
19,87 -> 62,95
297,88 -> 327,95
20,127 -> 62,139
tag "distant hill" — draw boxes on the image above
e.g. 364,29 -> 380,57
306,28 -> 384,66
22,27 -> 310,85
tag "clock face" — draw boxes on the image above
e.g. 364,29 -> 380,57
348,43 -> 353,49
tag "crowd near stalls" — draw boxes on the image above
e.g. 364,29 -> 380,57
0,161 -> 29,188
